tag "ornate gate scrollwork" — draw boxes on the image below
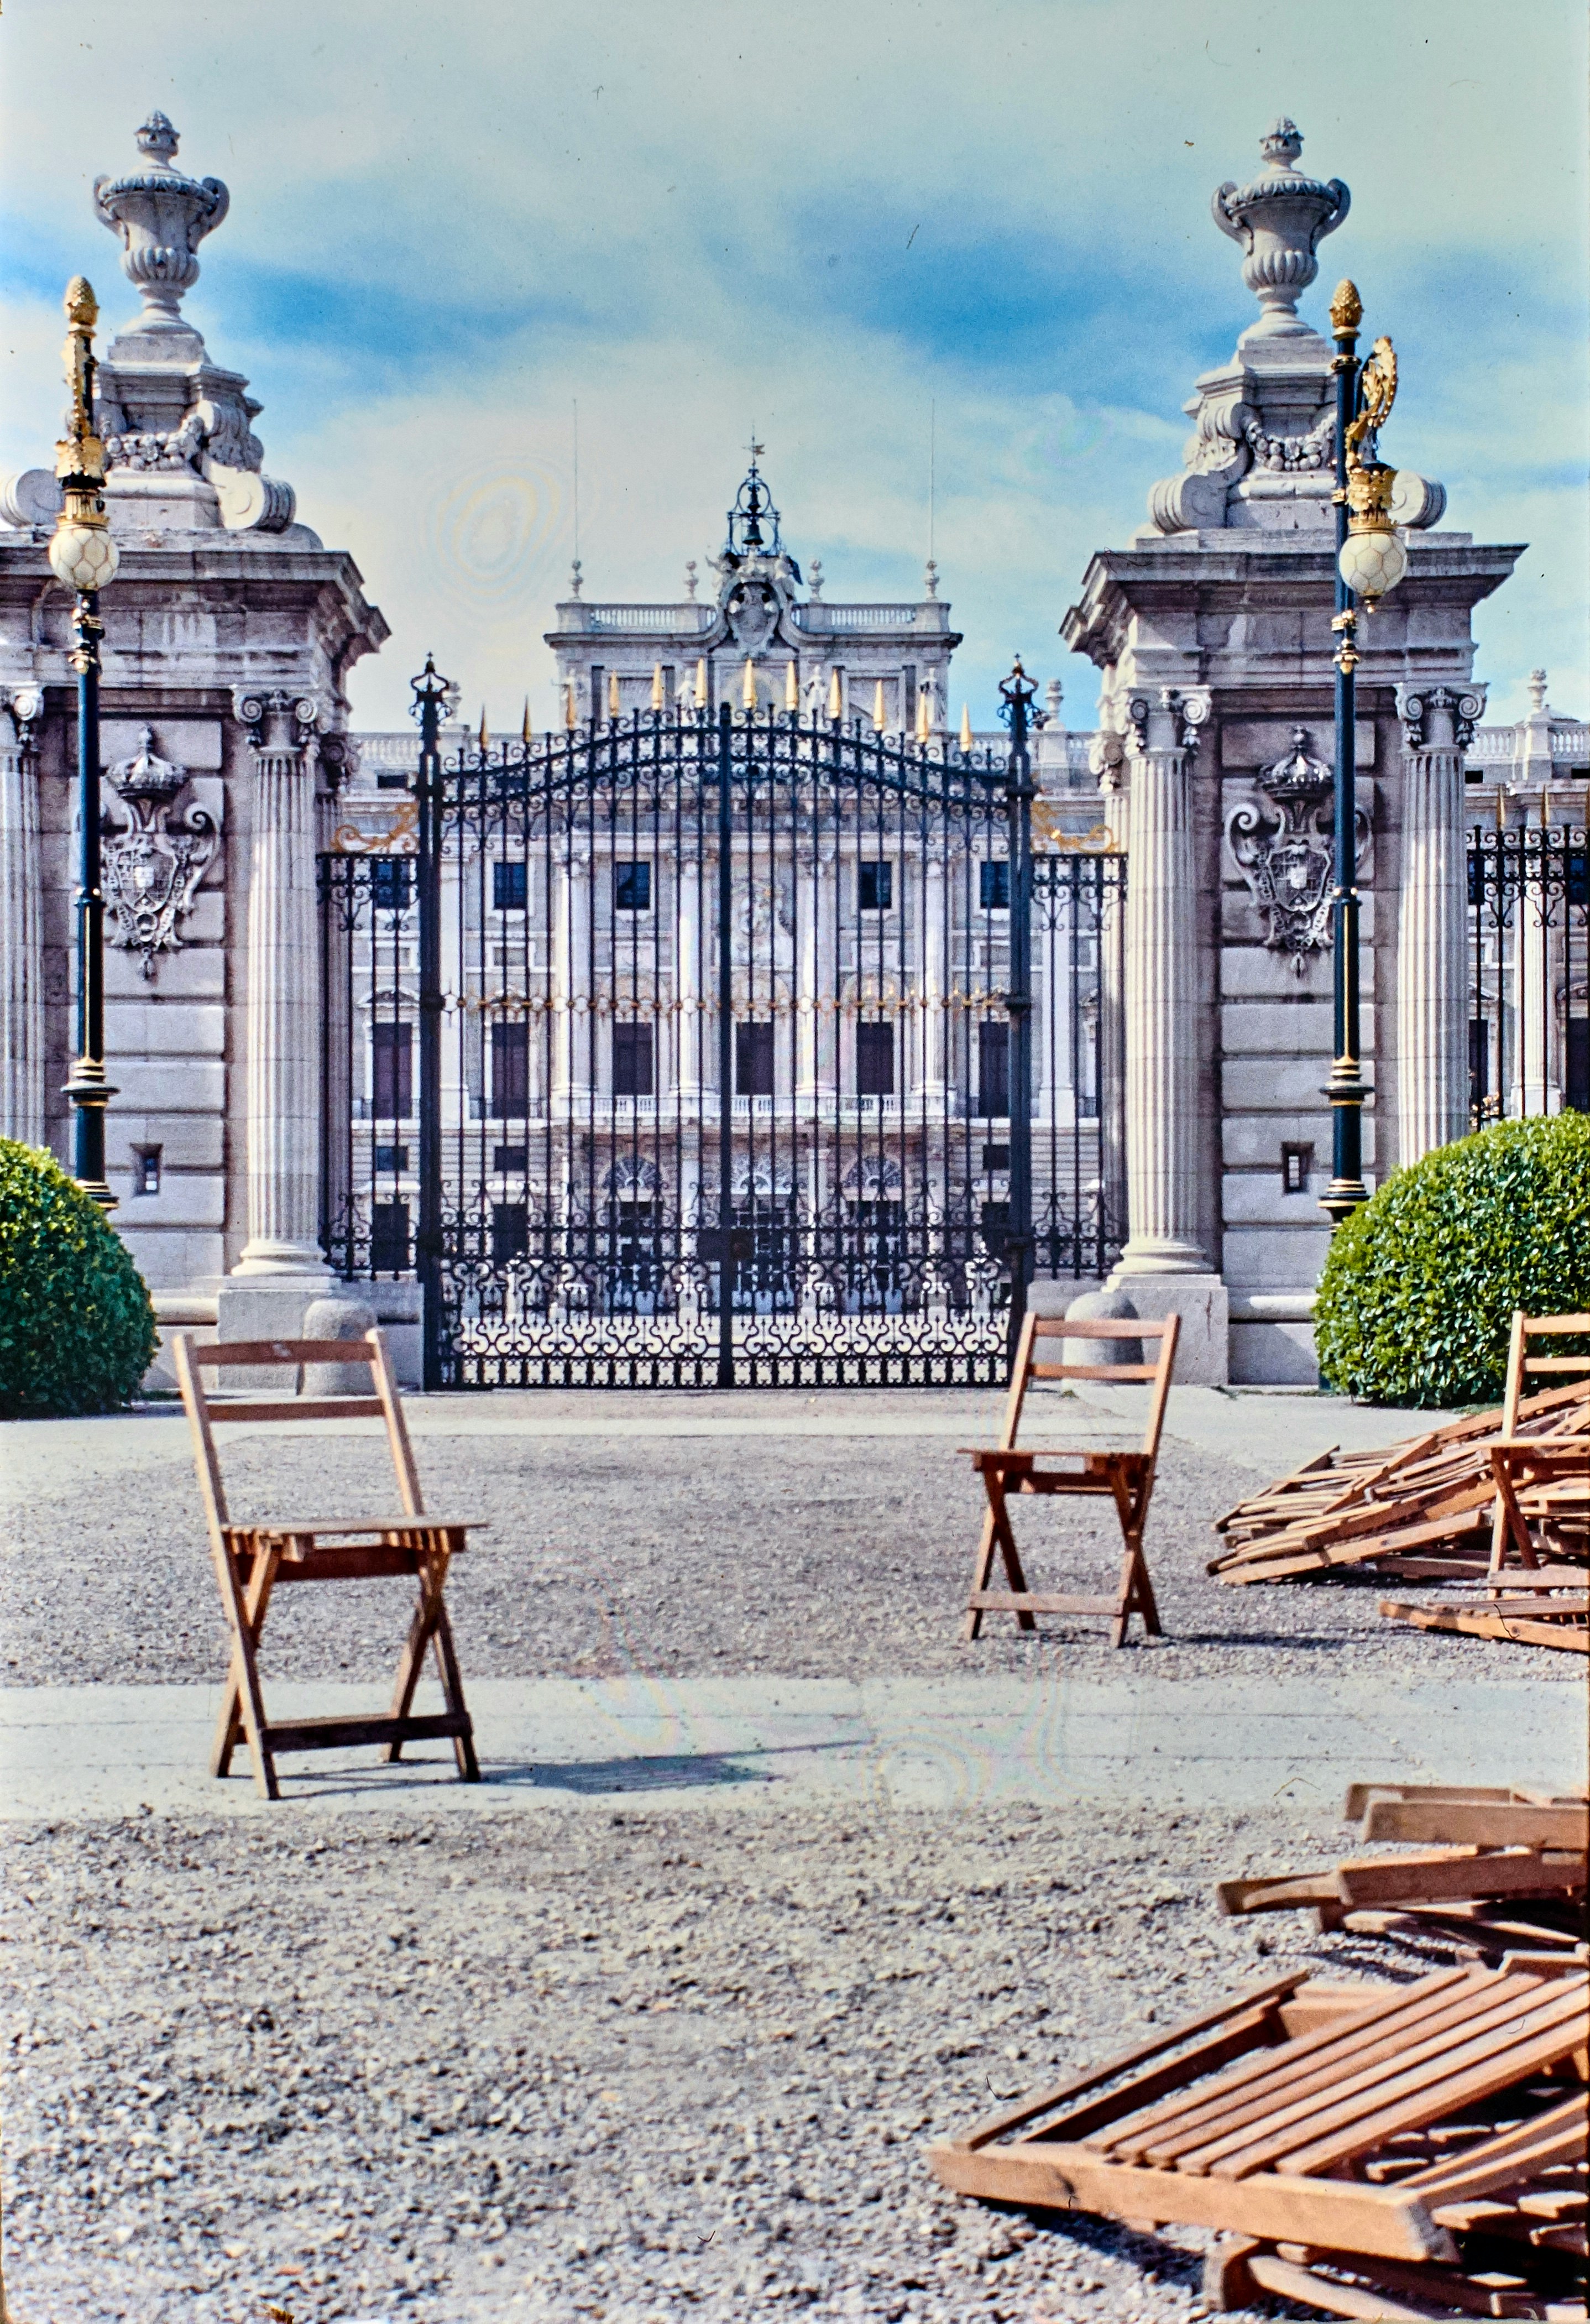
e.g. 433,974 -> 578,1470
320,692 -> 1127,1389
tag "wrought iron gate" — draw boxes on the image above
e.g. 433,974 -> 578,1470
321,669 -> 1127,1388
1467,822 -> 1590,1127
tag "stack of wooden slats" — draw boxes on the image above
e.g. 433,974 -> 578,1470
1207,1381 -> 1588,1655
927,1957 -> 1589,2321
1217,1784 -> 1589,1968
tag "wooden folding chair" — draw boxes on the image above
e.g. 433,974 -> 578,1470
172,1330 -> 483,1800
961,1311 -> 1180,1646
1487,1312 -> 1590,1578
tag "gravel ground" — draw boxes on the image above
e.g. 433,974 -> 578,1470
0,1418 -> 1559,1690
2,1795 -> 1434,2324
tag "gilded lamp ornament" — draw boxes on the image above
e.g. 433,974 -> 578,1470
1337,318 -> 1407,604
49,278 -> 119,596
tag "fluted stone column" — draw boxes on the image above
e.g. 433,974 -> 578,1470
920,849 -> 949,1099
1115,688 -> 1210,1274
1395,685 -> 1481,1163
229,690 -> 331,1280
676,853 -> 705,1104
0,691 -> 45,1148
552,834 -> 592,1109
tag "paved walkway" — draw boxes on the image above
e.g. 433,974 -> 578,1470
3,1668 -> 1581,1819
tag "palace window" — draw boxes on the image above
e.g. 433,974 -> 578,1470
493,1143 -> 528,1173
132,1145 -> 161,1197
858,861 -> 893,912
493,860 -> 527,911
491,1203 -> 529,1265
374,1143 -> 409,1174
372,859 -> 412,913
978,1021 -> 1010,1118
614,1023 -> 655,1097
856,1021 -> 894,1096
615,861 -> 652,912
736,1020 -> 775,1098
372,1021 -> 413,1118
491,1021 -> 530,1116
980,859 -> 1011,911
370,1200 -> 410,1273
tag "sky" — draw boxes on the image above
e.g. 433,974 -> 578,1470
2,0 -> 1586,735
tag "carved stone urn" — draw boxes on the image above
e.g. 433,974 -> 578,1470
1212,118 -> 1349,344
93,111 -> 229,343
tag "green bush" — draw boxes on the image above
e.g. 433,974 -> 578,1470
1314,1115 -> 1590,1408
0,1140 -> 157,1418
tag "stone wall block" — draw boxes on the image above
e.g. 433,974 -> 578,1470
103,999 -> 226,1054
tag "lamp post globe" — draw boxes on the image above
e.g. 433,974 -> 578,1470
1337,523 -> 1407,603
48,516 -> 119,595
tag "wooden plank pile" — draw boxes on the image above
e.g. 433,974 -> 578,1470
927,1958 -> 1589,2321
1217,1783 -> 1589,1970
1208,1378 -> 1589,1594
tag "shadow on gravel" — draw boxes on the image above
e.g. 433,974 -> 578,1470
519,1749 -> 775,1794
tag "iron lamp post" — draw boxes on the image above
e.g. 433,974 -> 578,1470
998,656 -> 1040,1363
50,278 -> 121,1208
1321,278 -> 1406,1226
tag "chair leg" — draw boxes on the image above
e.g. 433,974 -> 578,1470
430,1601 -> 480,1782
383,1574 -> 438,1764
962,1498 -> 1000,1641
992,1495 -> 1038,1632
213,1545 -> 281,1799
1111,1531 -> 1161,1648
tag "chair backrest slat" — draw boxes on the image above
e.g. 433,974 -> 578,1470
171,1331 -> 423,1558
1503,1312 -> 1590,1435
189,1339 -> 384,1370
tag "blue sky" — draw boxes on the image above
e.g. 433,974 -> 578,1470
2,0 -> 1586,732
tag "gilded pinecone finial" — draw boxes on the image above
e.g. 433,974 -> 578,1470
1330,279 -> 1363,337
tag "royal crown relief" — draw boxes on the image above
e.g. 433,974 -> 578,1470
101,726 -> 219,976
1226,727 -> 1368,969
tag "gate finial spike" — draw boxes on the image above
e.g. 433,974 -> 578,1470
478,706 -> 490,751
959,702 -> 972,751
916,688 -> 929,743
694,658 -> 708,709
564,680 -> 577,731
784,659 -> 798,712
608,669 -> 620,719
651,662 -> 664,711
827,668 -> 841,722
742,655 -> 757,710
521,698 -> 532,746
874,678 -> 887,733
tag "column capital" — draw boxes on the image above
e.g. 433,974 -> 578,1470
1125,685 -> 1212,757
2,686 -> 44,746
232,686 -> 322,755
1397,681 -> 1485,754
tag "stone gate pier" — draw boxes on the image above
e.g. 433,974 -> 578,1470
1062,118 -> 1520,1383
0,113 -> 387,1348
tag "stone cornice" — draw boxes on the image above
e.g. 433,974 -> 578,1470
1061,536 -> 1523,671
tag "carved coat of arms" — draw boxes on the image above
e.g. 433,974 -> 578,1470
102,727 -> 219,976
1227,727 -> 1367,970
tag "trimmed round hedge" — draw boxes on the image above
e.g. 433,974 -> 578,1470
0,1139 -> 157,1418
1314,1115 -> 1590,1408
